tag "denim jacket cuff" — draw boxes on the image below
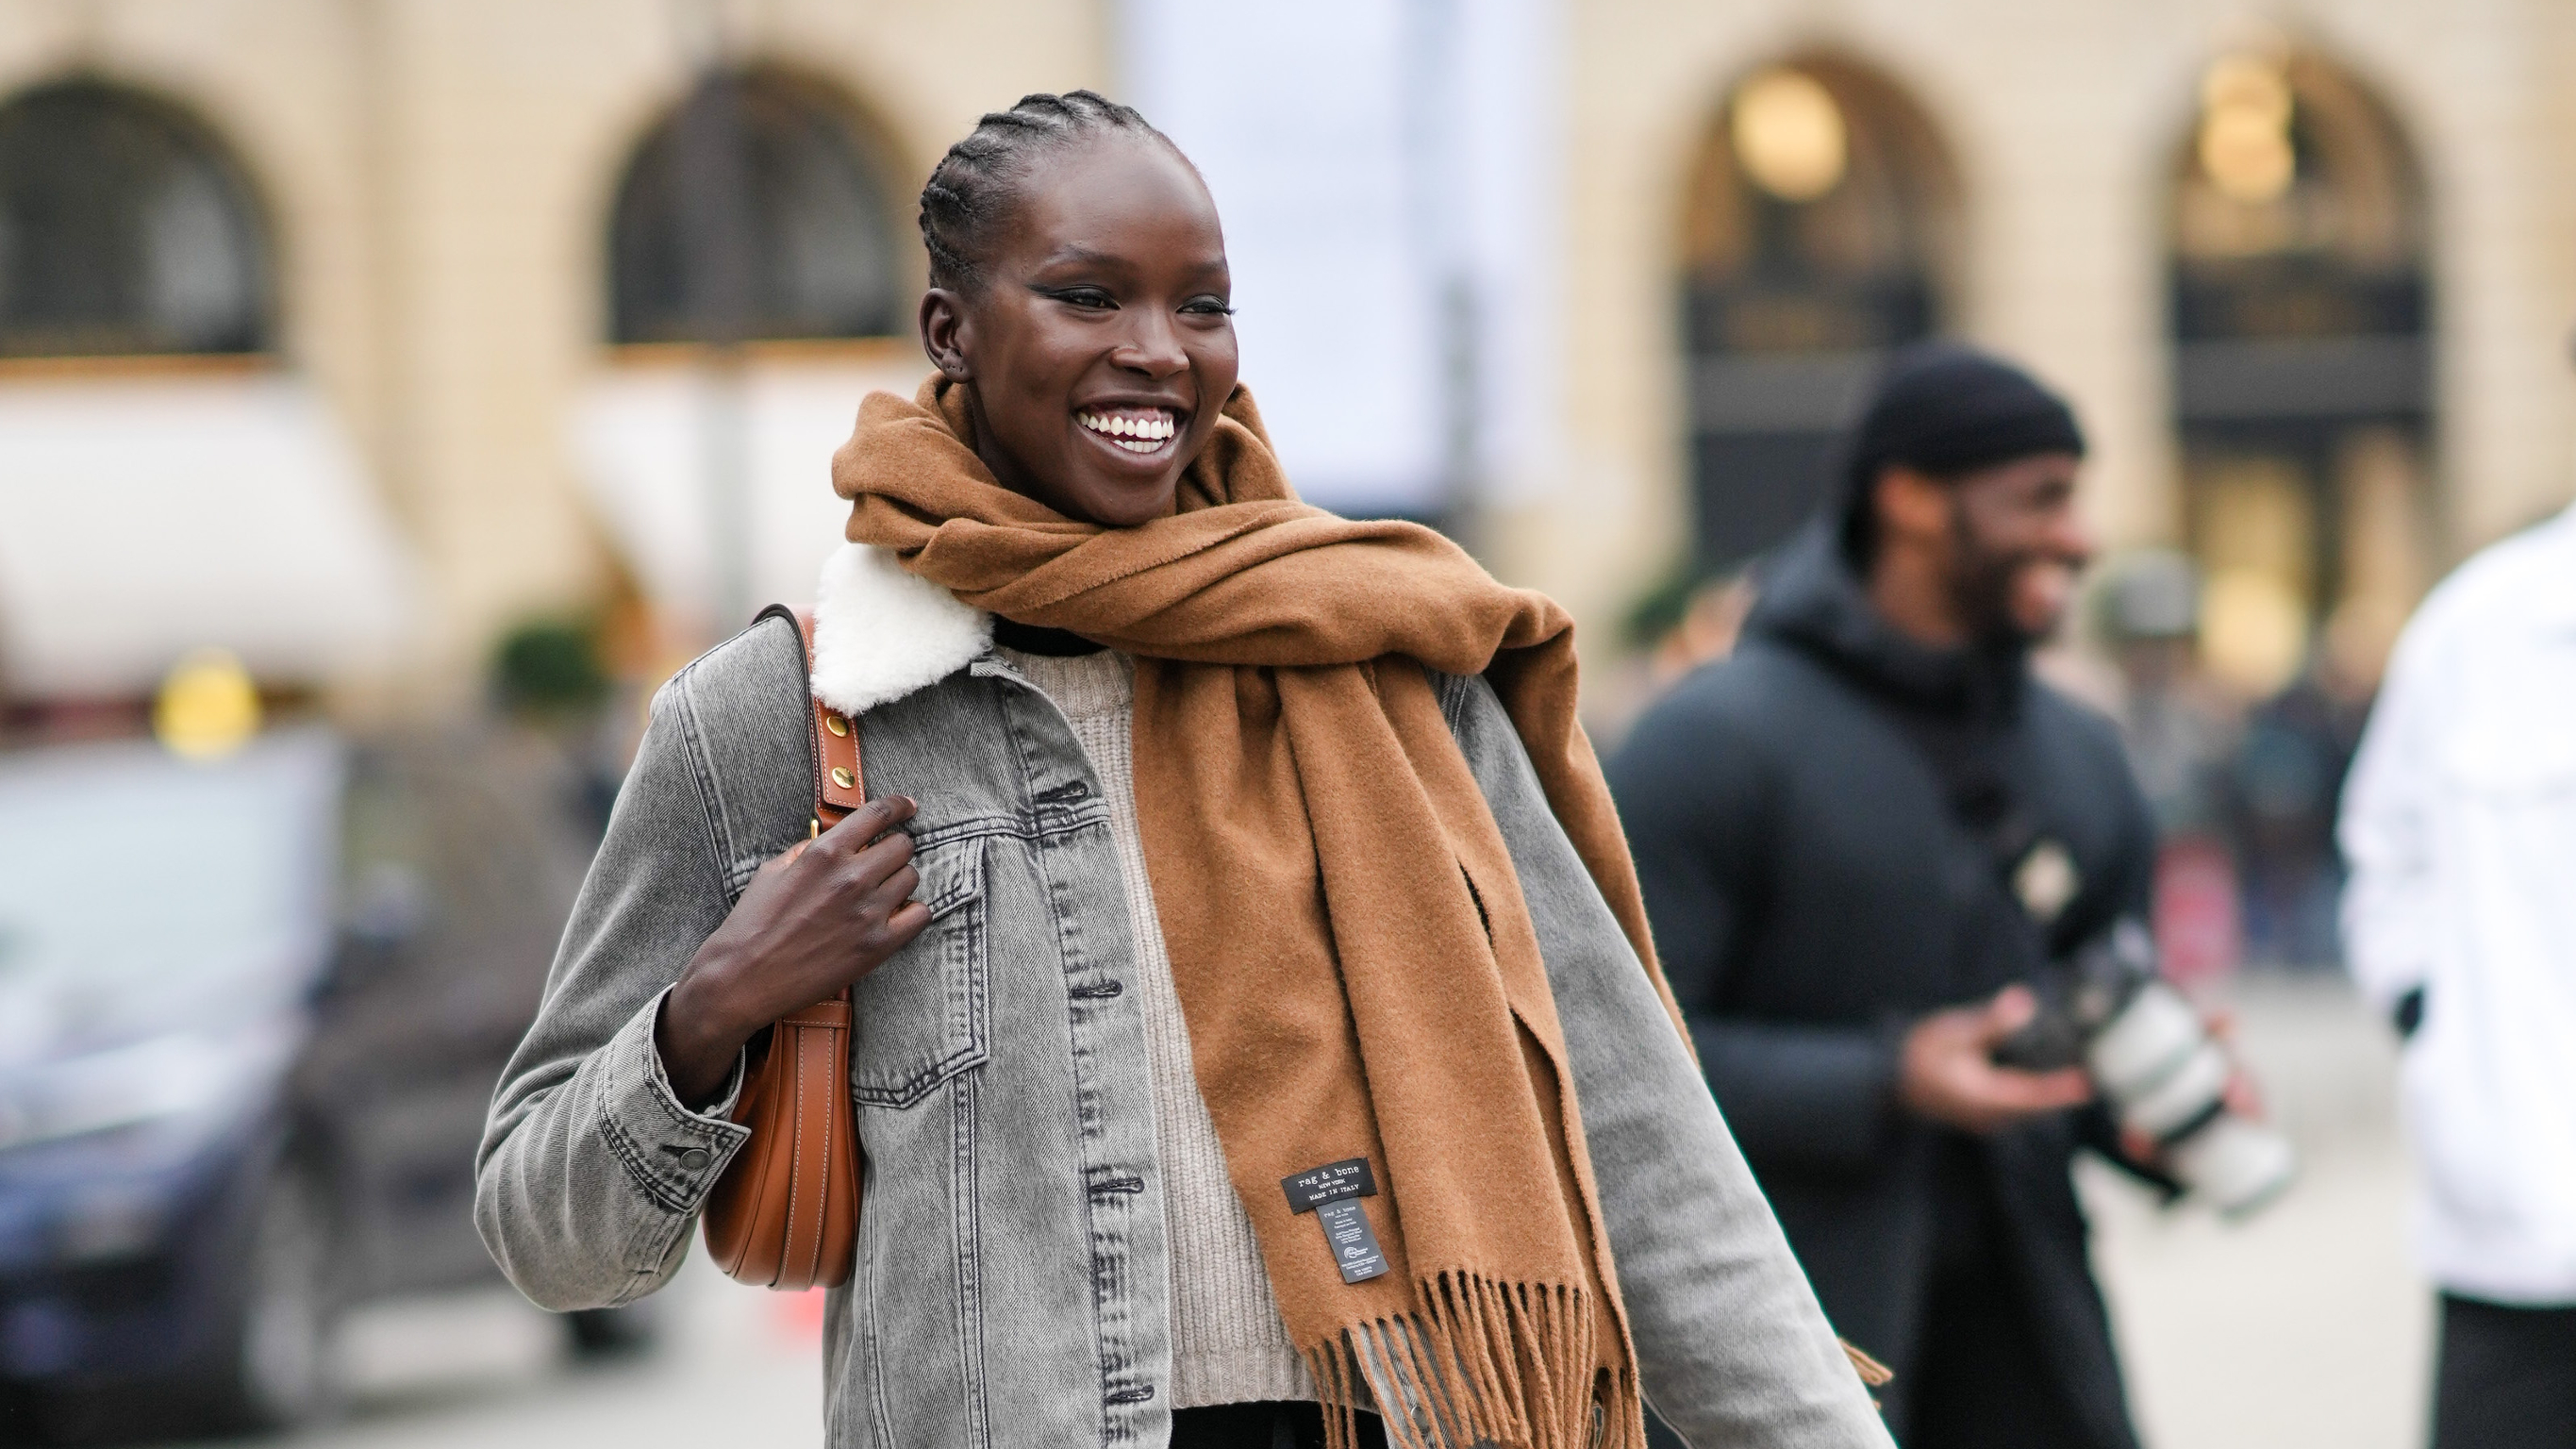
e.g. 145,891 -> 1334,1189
595,987 -> 751,1215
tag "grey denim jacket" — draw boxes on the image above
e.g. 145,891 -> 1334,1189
475,544 -> 1891,1449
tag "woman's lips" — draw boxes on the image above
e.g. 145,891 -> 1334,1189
1074,406 -> 1178,456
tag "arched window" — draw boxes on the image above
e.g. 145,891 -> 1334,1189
1679,58 -> 1962,567
0,80 -> 272,358
607,70 -> 902,345
2167,52 -> 2432,697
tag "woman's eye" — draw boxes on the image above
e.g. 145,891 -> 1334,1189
1053,288 -> 1116,310
1181,297 -> 1236,316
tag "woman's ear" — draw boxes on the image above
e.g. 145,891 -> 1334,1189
919,288 -> 973,381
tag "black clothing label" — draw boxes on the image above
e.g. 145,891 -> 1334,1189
1280,1158 -> 1376,1212
1317,1199 -> 1390,1283
1282,1158 -> 1388,1283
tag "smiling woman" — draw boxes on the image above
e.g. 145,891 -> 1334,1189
910,92 -> 1237,526
476,91 -> 1895,1449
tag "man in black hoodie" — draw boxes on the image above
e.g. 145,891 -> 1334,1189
1612,344 -> 2157,1449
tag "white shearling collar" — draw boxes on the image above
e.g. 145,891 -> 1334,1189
809,543 -> 991,716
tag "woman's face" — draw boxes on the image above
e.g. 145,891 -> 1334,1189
920,136 -> 1238,527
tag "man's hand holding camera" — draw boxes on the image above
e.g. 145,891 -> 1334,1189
1899,984 -> 2096,1133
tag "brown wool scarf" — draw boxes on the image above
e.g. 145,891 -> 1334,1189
833,376 -> 1687,1449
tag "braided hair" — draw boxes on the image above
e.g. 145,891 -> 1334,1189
919,91 -> 1169,292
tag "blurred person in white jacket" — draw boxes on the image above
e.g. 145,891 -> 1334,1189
2339,502 -> 2576,1449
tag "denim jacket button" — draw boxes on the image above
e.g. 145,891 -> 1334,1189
676,1147 -> 712,1172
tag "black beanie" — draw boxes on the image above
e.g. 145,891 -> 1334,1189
1836,341 -> 2086,562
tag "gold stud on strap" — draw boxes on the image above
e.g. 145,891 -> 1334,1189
824,712 -> 849,737
830,766 -> 855,789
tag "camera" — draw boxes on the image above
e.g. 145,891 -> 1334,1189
1995,918 -> 2295,1217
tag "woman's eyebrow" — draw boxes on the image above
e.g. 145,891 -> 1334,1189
1031,245 -> 1129,271
1028,246 -> 1228,280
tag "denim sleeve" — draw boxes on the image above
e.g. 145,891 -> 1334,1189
474,676 -> 751,1312
1441,673 -> 1891,1448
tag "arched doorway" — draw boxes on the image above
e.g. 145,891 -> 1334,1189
579,66 -> 918,639
2167,51 -> 2433,699
0,80 -> 409,703
0,79 -> 272,357
1678,57 -> 1962,568
607,68 -> 904,345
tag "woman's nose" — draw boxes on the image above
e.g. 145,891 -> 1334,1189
1109,311 -> 1188,377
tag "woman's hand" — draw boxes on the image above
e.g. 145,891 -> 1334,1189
656,796 -> 932,1107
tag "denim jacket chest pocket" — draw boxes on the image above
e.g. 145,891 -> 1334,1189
848,830 -> 990,1107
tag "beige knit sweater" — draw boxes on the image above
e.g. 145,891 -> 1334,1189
1002,647 -> 1316,1409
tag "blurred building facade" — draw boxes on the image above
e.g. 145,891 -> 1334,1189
0,0 -> 1101,708
1543,0 -> 2576,709
1,0 -> 2571,711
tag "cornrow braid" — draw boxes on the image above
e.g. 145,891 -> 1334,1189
918,90 -> 1163,292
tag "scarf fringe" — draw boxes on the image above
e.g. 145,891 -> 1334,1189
1299,1272 -> 1641,1449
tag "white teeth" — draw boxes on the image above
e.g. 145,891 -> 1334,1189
1077,409 -> 1176,448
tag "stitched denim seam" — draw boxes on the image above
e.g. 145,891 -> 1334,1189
992,684 -> 1126,1441
1431,667 -> 1472,735
848,839 -> 990,1108
597,1036 -> 741,1211
631,1206 -> 689,1280
953,1071 -> 989,1449
907,810 -> 1108,851
608,1266 -> 662,1308
859,1166 -> 898,1447
665,676 -> 742,909
598,1100 -> 694,1216
848,1044 -> 989,1107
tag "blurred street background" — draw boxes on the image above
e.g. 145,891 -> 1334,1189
136,976 -> 2428,1449
3,0 -> 2570,1443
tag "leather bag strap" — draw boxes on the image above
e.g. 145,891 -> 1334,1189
754,603 -> 865,828
705,607 -> 866,1291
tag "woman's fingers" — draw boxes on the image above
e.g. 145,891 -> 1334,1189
747,838 -> 813,887
839,828 -> 916,897
856,863 -> 922,919
818,794 -> 917,855
871,900 -> 934,957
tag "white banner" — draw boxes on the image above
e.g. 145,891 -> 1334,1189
1118,0 -> 1561,519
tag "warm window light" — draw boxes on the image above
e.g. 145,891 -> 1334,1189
155,649 -> 261,760
1732,69 -> 1848,203
2200,568 -> 2308,697
2198,55 -> 2295,203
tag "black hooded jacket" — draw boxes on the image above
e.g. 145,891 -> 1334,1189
1609,525 -> 2154,1449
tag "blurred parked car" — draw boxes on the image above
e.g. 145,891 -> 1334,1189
0,724 -> 633,1442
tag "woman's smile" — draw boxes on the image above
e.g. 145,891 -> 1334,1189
1074,405 -> 1182,458
915,130 -> 1237,527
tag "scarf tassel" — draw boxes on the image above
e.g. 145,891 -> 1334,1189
1300,1272 -> 1640,1449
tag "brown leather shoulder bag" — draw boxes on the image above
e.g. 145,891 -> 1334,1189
700,606 -> 866,1290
